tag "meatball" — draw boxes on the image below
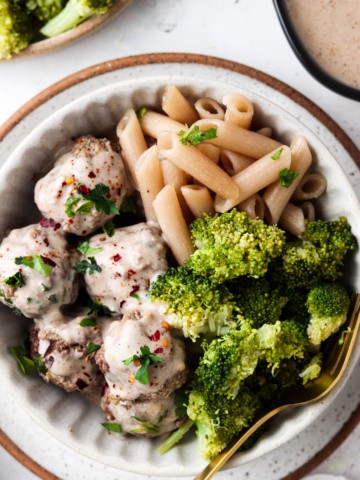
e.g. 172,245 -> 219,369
34,135 -> 132,236
101,386 -> 186,437
30,310 -> 105,396
97,308 -> 187,401
84,223 -> 168,315
0,222 -> 78,318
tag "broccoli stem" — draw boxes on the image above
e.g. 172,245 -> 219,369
158,419 -> 194,455
40,1 -> 92,37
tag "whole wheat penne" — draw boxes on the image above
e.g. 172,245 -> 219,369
257,127 -> 272,137
263,136 -> 312,224
278,203 -> 306,237
192,119 -> 281,158
292,173 -> 327,201
299,201 -> 315,222
194,97 -> 225,120
196,143 -> 220,163
157,131 -> 240,200
162,85 -> 198,125
116,109 -> 148,188
223,93 -> 254,129
237,194 -> 265,220
181,185 -> 215,218
135,146 -> 164,222
140,110 -> 184,139
214,145 -> 291,212
153,185 -> 194,265
220,149 -> 253,175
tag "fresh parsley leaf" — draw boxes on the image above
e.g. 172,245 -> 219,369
102,220 -> 115,237
80,317 -> 97,327
136,106 -> 148,120
120,195 -> 137,214
75,200 -> 93,215
278,168 -> 299,188
41,283 -> 50,292
48,294 -> 57,304
130,292 -> 140,300
4,271 -> 25,288
77,241 -> 103,255
123,345 -> 163,385
101,422 -> 123,433
65,196 -> 80,217
78,183 -> 119,215
15,256 -> 53,277
34,354 -> 48,375
86,300 -> 112,317
73,257 -> 102,275
179,125 -> 217,145
130,423 -> 160,434
9,346 -> 35,376
87,342 -> 101,355
271,147 -> 284,160
174,391 -> 188,417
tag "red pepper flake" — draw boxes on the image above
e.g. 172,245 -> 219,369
69,219 -> 74,224
77,184 -> 90,195
119,300 -> 126,308
130,285 -> 140,295
88,171 -> 96,179
100,383 -> 107,397
75,378 -> 88,390
106,193 -> 111,199
41,256 -> 57,267
40,218 -> 61,230
154,347 -> 164,354
111,254 -> 121,262
148,330 -> 161,342
127,269 -> 136,276
43,237 -> 49,247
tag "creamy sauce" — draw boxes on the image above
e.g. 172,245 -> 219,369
285,0 -> 360,89
84,223 -> 168,315
0,223 -> 78,318
35,136 -> 132,236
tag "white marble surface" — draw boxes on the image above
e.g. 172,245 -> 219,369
0,0 -> 360,479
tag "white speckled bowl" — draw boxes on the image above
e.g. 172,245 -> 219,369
0,75 -> 359,476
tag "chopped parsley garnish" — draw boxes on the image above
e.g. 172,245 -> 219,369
87,342 -> 101,355
174,391 -> 189,417
73,257 -> 102,275
9,346 -> 35,376
120,195 -> 137,214
136,106 -> 148,120
75,200 -> 93,215
65,196 -> 81,217
48,294 -> 58,304
101,422 -> 123,433
41,283 -> 50,292
34,354 -> 48,375
4,271 -> 25,288
87,300 -> 112,317
80,317 -> 97,327
78,183 -> 119,215
278,168 -> 299,188
130,415 -> 161,433
130,293 -> 140,301
15,256 -> 53,277
102,220 -> 115,237
123,345 -> 163,385
179,125 -> 217,145
271,147 -> 284,160
77,241 -> 103,255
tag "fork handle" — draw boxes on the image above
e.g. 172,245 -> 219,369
194,405 -> 288,480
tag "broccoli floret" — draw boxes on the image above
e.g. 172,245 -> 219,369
187,387 -> 261,461
149,266 -> 240,340
230,277 -> 288,328
40,0 -> 113,37
280,287 -> 310,324
274,217 -> 357,289
306,283 -> 350,345
188,210 -> 286,283
26,0 -> 64,22
0,0 -> 34,59
299,353 -> 322,385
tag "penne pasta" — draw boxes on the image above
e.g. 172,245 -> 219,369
223,93 -> 254,129
162,85 -> 198,125
192,119 -> 281,158
214,145 -> 291,212
116,109 -> 148,188
220,149 -> 253,176
140,110 -> 184,139
292,173 -> 327,201
153,185 -> 194,265
278,202 -> 306,237
257,127 -> 272,138
299,201 -> 315,222
157,131 -> 240,200
196,143 -> 220,164
194,97 -> 225,120
263,136 -> 312,224
135,146 -> 164,222
181,185 -> 215,218
237,194 -> 265,220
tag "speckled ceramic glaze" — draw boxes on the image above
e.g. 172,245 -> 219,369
0,56 -> 360,480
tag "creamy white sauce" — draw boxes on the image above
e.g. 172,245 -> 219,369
285,0 -> 360,89
35,136 -> 132,236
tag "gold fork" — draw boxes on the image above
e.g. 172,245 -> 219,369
195,293 -> 360,480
